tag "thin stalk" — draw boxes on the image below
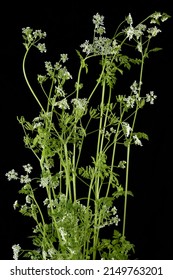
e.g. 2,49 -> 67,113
22,49 -> 45,112
92,80 -> 106,260
64,143 -> 72,201
122,143 -> 130,237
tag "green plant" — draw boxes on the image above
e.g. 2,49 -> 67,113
6,11 -> 170,260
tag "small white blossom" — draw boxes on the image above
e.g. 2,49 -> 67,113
110,215 -> 120,226
126,13 -> 133,25
111,206 -> 118,215
20,174 -> 31,184
125,25 -> 135,40
60,53 -> 68,63
57,98 -> 70,110
137,42 -> 142,53
42,250 -> 47,260
146,91 -> 157,104
59,227 -> 67,243
110,127 -> 116,133
130,80 -> 140,94
150,12 -> 162,23
161,13 -> 170,22
122,122 -> 132,137
37,43 -> 47,53
43,198 -> 49,205
71,98 -> 88,111
26,195 -> 32,204
92,13 -> 105,30
80,40 -> 93,55
23,163 -> 33,173
54,86 -> 66,97
37,74 -> 47,84
118,160 -> 127,169
5,169 -> 18,181
39,176 -> 50,188
147,26 -> 161,37
133,135 -> 143,146
33,29 -> 47,39
12,244 -> 21,260
13,200 -> 19,210
135,24 -> 147,39
124,95 -> 135,108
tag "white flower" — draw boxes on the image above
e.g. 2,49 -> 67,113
5,169 -> 18,181
147,26 -> 161,37
133,135 -> 143,146
20,174 -> 31,184
122,122 -> 132,137
126,13 -> 133,25
118,160 -> 126,169
92,13 -> 104,29
39,176 -> 50,188
125,25 -> 135,40
130,80 -> 140,94
12,244 -> 21,260
13,200 -> 19,210
137,42 -> 142,53
146,91 -> 157,104
124,96 -> 135,108
71,98 -> 88,111
37,43 -> 47,53
26,195 -> 32,204
111,206 -> 118,215
80,40 -> 93,55
150,12 -> 162,23
33,29 -> 47,39
60,53 -> 68,63
57,98 -> 70,110
161,13 -> 170,22
111,215 -> 120,226
42,250 -> 47,260
23,163 -> 33,173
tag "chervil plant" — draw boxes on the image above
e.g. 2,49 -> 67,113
6,11 -> 170,260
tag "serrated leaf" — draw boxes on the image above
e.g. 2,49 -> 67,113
135,132 -> 149,140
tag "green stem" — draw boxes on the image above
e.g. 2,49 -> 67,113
22,49 -> 45,112
122,143 -> 130,237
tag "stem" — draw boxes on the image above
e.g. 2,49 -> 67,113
122,143 -> 130,237
64,143 -> 72,200
22,49 -> 45,112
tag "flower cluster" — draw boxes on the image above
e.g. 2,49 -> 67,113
80,13 -> 121,56
12,244 -> 21,260
22,27 -> 47,52
5,164 -> 33,183
123,11 -> 170,52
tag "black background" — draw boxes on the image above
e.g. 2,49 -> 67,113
1,0 -> 173,260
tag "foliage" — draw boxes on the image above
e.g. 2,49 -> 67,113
6,11 -> 170,260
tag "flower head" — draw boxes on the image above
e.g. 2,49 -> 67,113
23,163 -> 33,173
122,122 -> 132,137
5,169 -> 18,181
126,13 -> 133,25
133,135 -> 143,146
146,91 -> 157,104
92,13 -> 105,35
13,200 -> 19,210
60,53 -> 68,63
147,26 -> 161,38
12,244 -> 21,260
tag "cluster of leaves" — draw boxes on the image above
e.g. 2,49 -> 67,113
6,11 -> 170,260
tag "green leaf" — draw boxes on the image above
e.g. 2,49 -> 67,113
135,132 -> 149,141
148,47 -> 163,53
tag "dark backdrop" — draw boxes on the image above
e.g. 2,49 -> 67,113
1,0 -> 173,260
